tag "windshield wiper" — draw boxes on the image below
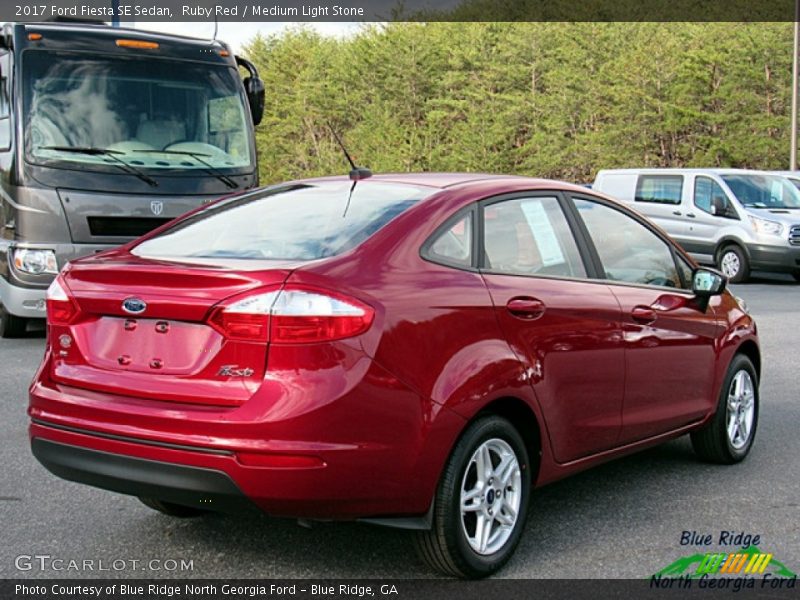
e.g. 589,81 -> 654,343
138,149 -> 239,189
39,146 -> 158,187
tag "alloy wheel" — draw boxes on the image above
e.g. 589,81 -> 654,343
459,438 -> 522,555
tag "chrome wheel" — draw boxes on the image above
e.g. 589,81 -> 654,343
726,370 -> 755,450
720,251 -> 740,279
460,438 -> 522,555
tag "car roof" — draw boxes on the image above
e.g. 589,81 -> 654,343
295,172 -> 591,193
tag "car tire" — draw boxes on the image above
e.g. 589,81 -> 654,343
691,354 -> 758,464
0,304 -> 27,338
138,497 -> 209,518
792,270 -> 800,283
717,245 -> 750,283
414,415 -> 531,578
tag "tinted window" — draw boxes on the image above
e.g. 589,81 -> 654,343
482,196 -> 585,278
574,198 -> 685,289
694,176 -> 735,217
427,213 -> 473,268
635,175 -> 683,205
133,182 -> 433,261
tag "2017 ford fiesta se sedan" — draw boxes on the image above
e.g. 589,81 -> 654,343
29,173 -> 759,578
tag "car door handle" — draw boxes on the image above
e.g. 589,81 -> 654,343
672,210 -> 682,216
686,212 -> 696,218
506,297 -> 545,320
631,305 -> 657,324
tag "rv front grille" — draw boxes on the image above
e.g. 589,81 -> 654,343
87,217 -> 172,238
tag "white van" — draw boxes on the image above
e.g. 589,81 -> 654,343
593,169 -> 800,282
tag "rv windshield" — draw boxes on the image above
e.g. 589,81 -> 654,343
720,174 -> 800,209
23,50 -> 253,174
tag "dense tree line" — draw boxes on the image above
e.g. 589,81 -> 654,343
243,23 -> 792,184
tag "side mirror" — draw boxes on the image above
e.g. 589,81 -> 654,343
692,267 -> 726,311
243,76 -> 265,126
236,56 -> 265,126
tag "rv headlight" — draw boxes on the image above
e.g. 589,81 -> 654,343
13,249 -> 58,275
748,215 -> 784,237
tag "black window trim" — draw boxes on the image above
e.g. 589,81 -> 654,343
634,173 -> 684,206
565,192 -> 698,295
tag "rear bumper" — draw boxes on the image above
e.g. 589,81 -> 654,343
28,361 -> 466,520
31,437 -> 254,514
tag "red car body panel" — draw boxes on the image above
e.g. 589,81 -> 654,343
28,174 -> 759,521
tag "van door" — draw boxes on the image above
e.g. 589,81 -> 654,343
683,175 -> 740,259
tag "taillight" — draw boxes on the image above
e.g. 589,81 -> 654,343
209,287 -> 374,343
46,276 -> 79,325
209,290 -> 278,341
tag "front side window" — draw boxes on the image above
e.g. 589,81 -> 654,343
482,196 -> 586,278
133,182 -> 433,261
574,198 -> 685,289
23,50 -> 253,173
694,176 -> 736,217
635,175 -> 683,205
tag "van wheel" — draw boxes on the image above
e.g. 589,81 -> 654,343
0,305 -> 27,338
690,354 -> 758,464
138,497 -> 209,518
717,245 -> 749,283
414,416 -> 530,578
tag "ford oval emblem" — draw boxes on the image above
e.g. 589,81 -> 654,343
122,297 -> 147,314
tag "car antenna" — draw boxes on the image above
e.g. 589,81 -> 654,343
327,124 -> 371,217
328,124 -> 372,182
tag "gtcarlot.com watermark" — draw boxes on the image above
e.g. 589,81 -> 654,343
15,554 -> 194,573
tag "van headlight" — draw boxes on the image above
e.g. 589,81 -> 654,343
748,215 -> 784,237
12,249 -> 58,275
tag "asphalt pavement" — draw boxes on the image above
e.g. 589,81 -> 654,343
1,273 -> 798,579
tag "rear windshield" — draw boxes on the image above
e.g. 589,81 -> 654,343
132,181 -> 433,261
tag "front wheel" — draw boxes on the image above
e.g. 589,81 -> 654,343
691,354 -> 758,464
717,245 -> 750,283
414,416 -> 531,578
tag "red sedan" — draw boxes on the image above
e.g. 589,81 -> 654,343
29,174 -> 759,577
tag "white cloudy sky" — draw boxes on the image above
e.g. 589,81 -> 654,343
134,22 -> 362,52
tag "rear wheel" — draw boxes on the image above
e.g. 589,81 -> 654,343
0,304 -> 27,338
691,354 -> 758,464
138,497 -> 209,518
414,416 -> 531,578
717,245 -> 750,283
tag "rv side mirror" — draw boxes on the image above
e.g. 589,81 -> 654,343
243,76 -> 265,126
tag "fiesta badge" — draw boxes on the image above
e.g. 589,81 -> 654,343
122,297 -> 147,314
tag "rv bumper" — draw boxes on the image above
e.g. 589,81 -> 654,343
0,277 -> 47,318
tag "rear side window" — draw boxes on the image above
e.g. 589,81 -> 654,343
635,175 -> 683,205
482,196 -> 586,278
425,212 -> 473,268
133,182 -> 433,261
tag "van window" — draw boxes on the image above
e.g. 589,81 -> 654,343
694,176 -> 735,217
635,175 -> 683,205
